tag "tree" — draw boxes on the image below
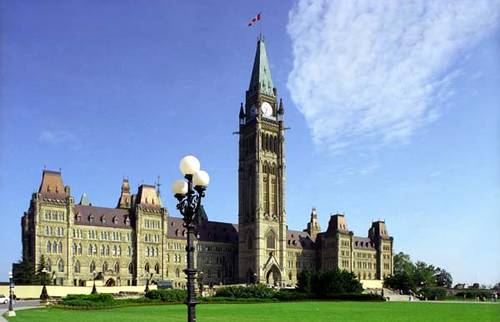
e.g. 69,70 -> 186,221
13,258 -> 36,285
413,261 -> 436,288
435,267 -> 453,288
297,270 -> 313,293
393,252 -> 415,275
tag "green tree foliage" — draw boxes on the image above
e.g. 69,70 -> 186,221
435,268 -> 453,288
13,258 -> 37,285
298,269 -> 362,296
384,252 -> 453,293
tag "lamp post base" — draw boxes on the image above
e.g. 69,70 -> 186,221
8,310 -> 16,317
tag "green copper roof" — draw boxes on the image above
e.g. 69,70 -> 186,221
79,192 -> 90,206
249,36 -> 275,97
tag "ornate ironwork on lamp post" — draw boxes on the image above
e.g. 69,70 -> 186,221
8,271 -> 15,317
172,155 -> 210,322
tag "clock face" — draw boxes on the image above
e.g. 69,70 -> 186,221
261,102 -> 273,117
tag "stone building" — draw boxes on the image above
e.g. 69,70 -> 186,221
19,36 -> 393,287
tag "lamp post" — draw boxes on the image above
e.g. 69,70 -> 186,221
172,155 -> 210,322
40,268 -> 49,303
198,271 -> 204,296
8,271 -> 15,317
145,273 -> 153,293
91,270 -> 97,294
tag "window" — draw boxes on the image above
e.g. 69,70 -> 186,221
58,241 -> 63,253
145,263 -> 150,273
175,268 -> 180,277
74,260 -> 80,273
90,261 -> 96,273
102,261 -> 108,273
128,263 -> 134,274
266,231 -> 276,249
46,259 -> 52,272
155,263 -> 160,274
101,245 -> 105,256
57,259 -> 64,272
47,241 -> 52,253
114,262 -> 120,273
52,241 -> 57,253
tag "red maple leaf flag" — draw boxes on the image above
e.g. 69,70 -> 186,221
248,12 -> 262,26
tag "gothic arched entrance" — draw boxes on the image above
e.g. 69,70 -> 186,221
266,265 -> 281,286
105,278 -> 116,287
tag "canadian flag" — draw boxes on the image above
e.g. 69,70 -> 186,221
248,12 -> 262,26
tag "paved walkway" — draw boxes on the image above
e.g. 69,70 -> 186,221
0,300 -> 40,321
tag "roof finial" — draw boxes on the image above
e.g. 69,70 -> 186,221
156,175 -> 161,194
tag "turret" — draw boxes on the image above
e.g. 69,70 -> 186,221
117,178 -> 132,209
368,220 -> 389,239
325,213 -> 350,236
304,207 -> 321,240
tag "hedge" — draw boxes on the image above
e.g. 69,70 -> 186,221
145,289 -> 187,302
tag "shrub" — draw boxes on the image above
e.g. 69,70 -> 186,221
60,293 -> 116,308
215,284 -> 275,299
455,289 -> 492,299
420,287 -> 447,300
298,269 -> 363,296
145,289 -> 187,302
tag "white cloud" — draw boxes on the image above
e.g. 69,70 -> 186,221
287,0 -> 499,153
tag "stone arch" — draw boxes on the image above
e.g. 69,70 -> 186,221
105,278 -> 116,287
266,265 -> 281,286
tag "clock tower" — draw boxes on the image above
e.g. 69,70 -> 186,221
238,35 -> 287,285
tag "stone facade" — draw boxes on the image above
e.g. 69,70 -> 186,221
20,37 -> 393,288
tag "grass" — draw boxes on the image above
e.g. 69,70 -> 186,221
5,301 -> 500,322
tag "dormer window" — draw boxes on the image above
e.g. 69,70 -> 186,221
124,216 -> 130,226
100,216 -> 106,224
112,216 -> 118,224
88,214 -> 94,223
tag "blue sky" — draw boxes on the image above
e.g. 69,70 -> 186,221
0,0 -> 499,285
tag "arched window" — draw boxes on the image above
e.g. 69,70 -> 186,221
117,246 -> 121,256
145,263 -> 150,273
57,259 -> 64,272
58,241 -> 63,253
74,260 -> 80,273
47,241 -> 52,253
73,243 -> 77,254
106,245 -> 110,256
175,268 -> 180,277
52,241 -> 57,253
78,243 -> 82,255
90,261 -> 96,273
102,261 -> 108,273
113,245 -> 117,256
101,245 -> 105,255
128,263 -> 134,274
93,244 -> 98,255
155,263 -> 160,274
266,230 -> 276,249
46,259 -> 52,272
114,262 -> 120,273
88,244 -> 92,255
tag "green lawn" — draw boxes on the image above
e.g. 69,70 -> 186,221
6,301 -> 500,322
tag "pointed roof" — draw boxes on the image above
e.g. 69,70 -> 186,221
249,35 -> 275,97
38,170 -> 68,199
79,193 -> 90,206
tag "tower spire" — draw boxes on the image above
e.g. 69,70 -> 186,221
249,36 -> 275,97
